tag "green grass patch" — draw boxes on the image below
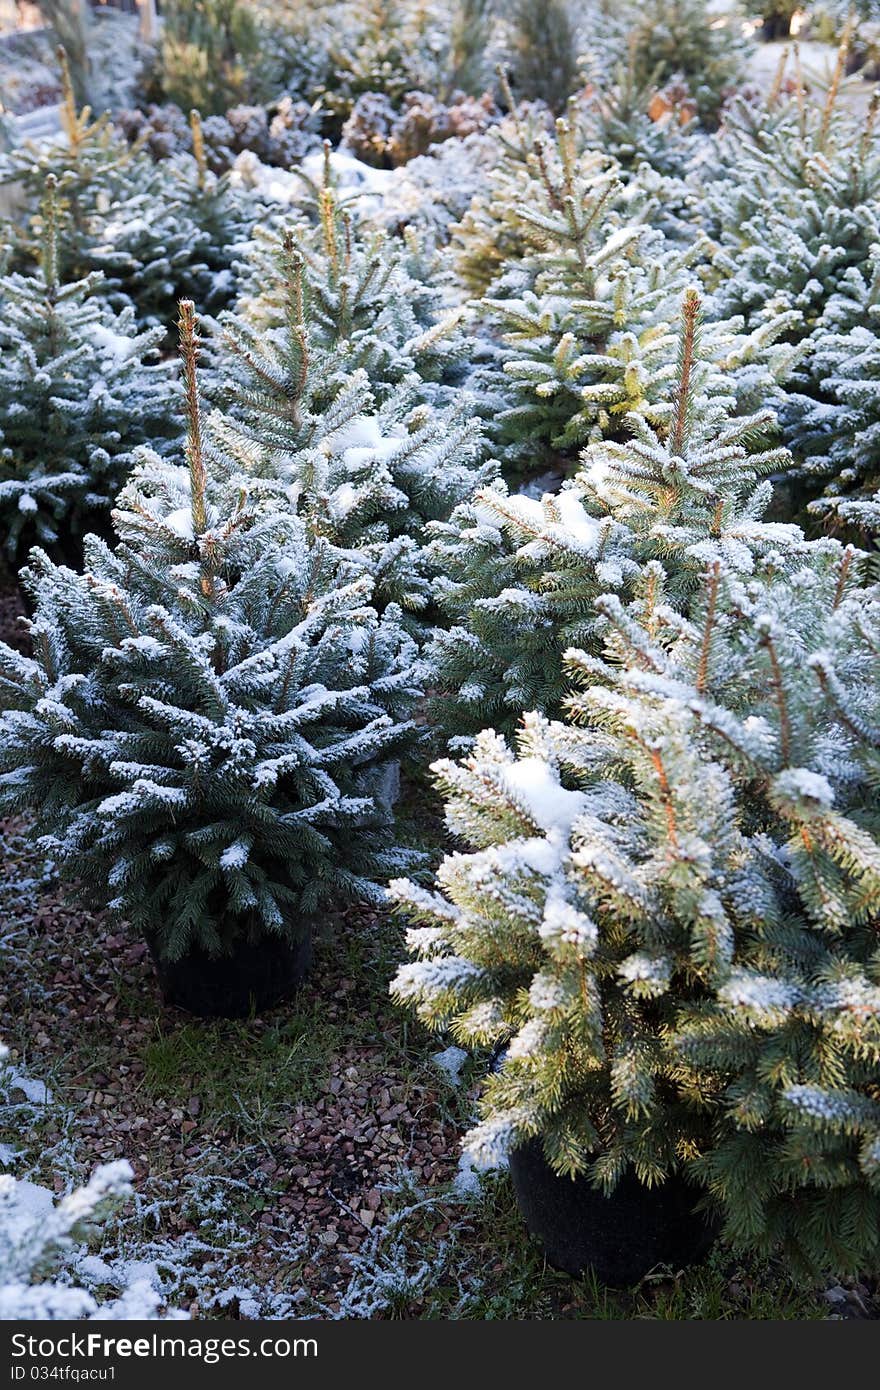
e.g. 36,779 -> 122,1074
141,1002 -> 344,1129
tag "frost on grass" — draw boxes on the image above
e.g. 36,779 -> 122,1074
0,993 -> 310,1321
3,1066 -> 51,1107
453,1152 -> 483,1198
0,823 -> 57,953
327,1169 -> 482,1320
77,1173 -> 311,1321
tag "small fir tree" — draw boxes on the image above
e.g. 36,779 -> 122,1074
459,112 -> 700,474
84,162 -> 249,331
166,109 -> 255,311
455,109 -> 795,480
450,96 -> 556,300
1,57 -> 252,331
210,230 -> 492,617
0,178 -> 177,564
506,0 -> 580,113
234,180 -> 470,404
313,0 -> 448,135
622,0 -> 749,128
0,46 -> 137,260
428,289 -> 803,740
151,0 -> 265,116
577,57 -> 704,181
703,40 -> 880,525
392,540 -> 880,1275
0,303 -> 422,964
705,37 -> 878,303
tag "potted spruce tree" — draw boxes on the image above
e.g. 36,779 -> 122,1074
391,540 -> 880,1282
0,304 -> 423,1017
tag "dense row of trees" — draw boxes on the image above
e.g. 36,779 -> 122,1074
1,1 -> 879,1289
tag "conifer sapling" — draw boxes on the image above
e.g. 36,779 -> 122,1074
392,541 -> 880,1275
0,302 -> 422,976
428,289 -> 805,741
0,177 -> 177,564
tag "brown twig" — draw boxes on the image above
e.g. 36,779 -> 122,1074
671,290 -> 700,458
177,301 -> 208,541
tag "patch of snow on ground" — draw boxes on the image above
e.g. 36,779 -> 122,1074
453,1152 -> 483,1197
431,1046 -> 468,1086
300,149 -> 395,199
5,1067 -> 51,1106
230,148 -> 395,215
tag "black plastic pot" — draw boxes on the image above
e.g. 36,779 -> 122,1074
148,926 -> 313,1019
509,1138 -> 718,1285
759,14 -> 792,41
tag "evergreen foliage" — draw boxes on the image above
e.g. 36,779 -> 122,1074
151,0 -> 266,117
315,1 -> 449,133
0,305 -> 422,963
0,46 -> 136,240
170,109 -> 256,312
392,540 -> 880,1274
451,97 -> 555,300
3,0 -> 880,1291
617,0 -> 749,128
38,0 -> 95,110
108,147 -> 252,330
578,63 -> 703,181
790,240 -> 880,538
456,110 -> 698,473
210,226 -> 492,616
506,0 -> 580,114
428,290 -> 803,740
447,0 -> 495,97
233,181 -> 469,402
704,40 -> 880,529
455,106 -> 795,479
0,58 -> 252,330
0,178 -> 177,564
